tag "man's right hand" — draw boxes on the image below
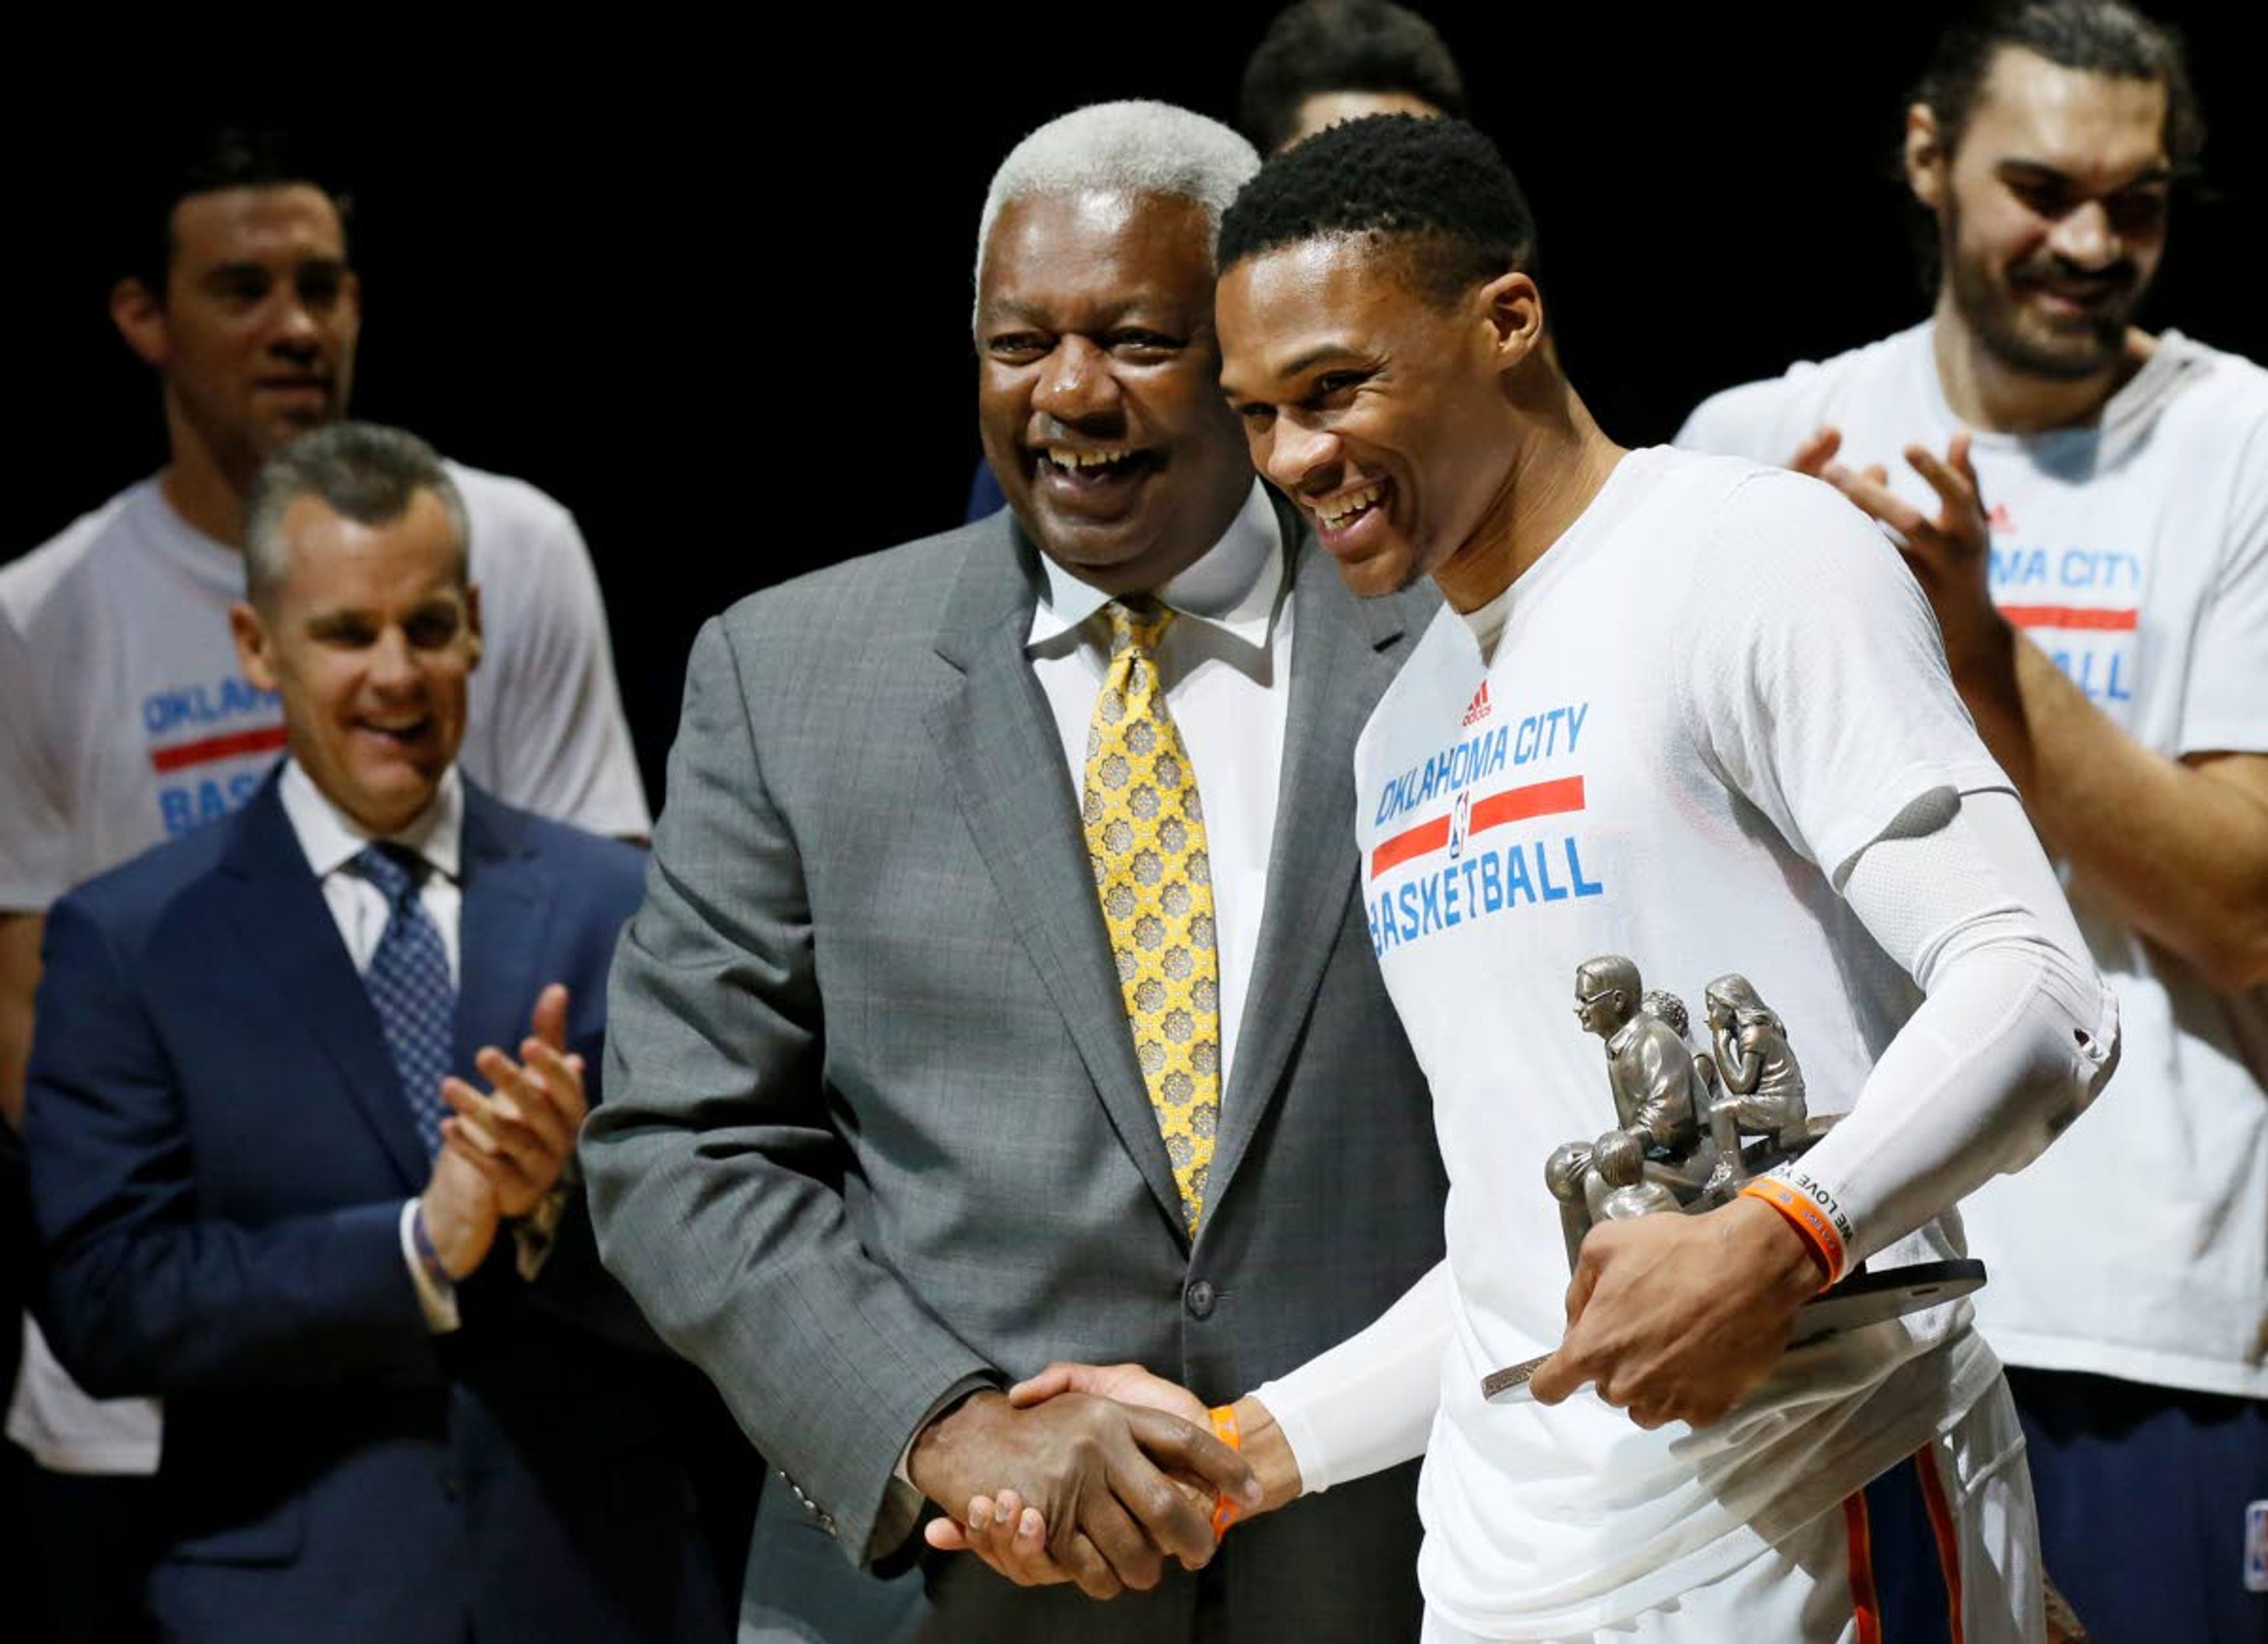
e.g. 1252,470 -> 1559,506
419,1139 -> 502,1280
908,1389 -> 1254,1600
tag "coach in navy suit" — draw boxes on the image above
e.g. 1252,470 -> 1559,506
21,424 -> 724,1643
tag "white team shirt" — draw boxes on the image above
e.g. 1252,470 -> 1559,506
1356,448 -> 2006,1634
1680,323 -> 2268,1398
1,464 -> 650,1473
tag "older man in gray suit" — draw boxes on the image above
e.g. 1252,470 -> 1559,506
582,101 -> 1446,1642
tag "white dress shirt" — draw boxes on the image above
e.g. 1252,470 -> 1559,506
279,758 -> 467,1333
1026,480 -> 1292,1095
891,484 -> 1296,1505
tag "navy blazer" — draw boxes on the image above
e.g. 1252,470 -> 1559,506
24,774 -> 725,1644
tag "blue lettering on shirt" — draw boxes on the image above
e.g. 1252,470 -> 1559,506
141,676 -> 282,736
157,773 -> 269,838
1367,833 -> 1604,956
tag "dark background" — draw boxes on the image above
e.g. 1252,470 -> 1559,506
6,1 -> 2262,807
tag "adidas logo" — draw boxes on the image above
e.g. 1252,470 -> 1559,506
1462,681 -> 1493,726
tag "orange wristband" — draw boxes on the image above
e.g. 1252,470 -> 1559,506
1208,1403 -> 1242,1537
1739,1175 -> 1846,1287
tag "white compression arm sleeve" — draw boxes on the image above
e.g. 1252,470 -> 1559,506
1244,790 -> 2117,1498
1248,1259 -> 1454,1497
1783,787 -> 2120,1275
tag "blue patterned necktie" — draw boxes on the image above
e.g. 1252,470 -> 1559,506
352,843 -> 455,1157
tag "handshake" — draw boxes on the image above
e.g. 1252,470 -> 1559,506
911,1364 -> 1299,1599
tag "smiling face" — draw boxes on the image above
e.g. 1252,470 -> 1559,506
232,490 -> 480,835
1218,234 -> 1525,599
1915,48 -> 2172,381
119,185 -> 361,485
975,190 -> 1255,595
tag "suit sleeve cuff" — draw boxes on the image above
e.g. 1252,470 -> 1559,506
400,1200 -> 462,1334
871,1373 -> 1002,1561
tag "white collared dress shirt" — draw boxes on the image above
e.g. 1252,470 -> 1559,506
279,758 -> 470,1334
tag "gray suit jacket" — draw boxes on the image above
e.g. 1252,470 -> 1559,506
584,505 -> 1447,1642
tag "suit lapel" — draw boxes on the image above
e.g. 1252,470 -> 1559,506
924,519 -> 1189,1238
1207,514 -> 1416,1217
219,782 -> 430,1192
453,786 -> 554,1075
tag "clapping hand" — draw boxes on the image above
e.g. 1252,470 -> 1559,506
439,982 -> 587,1216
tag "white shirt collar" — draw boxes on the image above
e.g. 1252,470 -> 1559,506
1027,481 -> 1285,653
279,758 -> 465,885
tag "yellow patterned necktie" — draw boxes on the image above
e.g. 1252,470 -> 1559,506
1083,600 -> 1222,1234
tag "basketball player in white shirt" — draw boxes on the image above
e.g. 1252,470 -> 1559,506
936,113 -> 2119,1642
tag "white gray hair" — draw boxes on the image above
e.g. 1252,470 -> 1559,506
973,100 -> 1261,305
243,422 -> 470,609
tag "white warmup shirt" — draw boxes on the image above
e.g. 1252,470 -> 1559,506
1680,323 -> 2268,1399
1,464 -> 651,1474
1338,449 -> 2018,1634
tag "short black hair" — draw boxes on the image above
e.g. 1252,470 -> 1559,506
1239,0 -> 1468,155
128,127 -> 352,295
1218,115 -> 1536,312
1915,0 -> 2204,171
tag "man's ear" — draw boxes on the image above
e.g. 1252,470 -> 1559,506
110,277 -> 170,369
1479,270 -> 1546,371
1905,104 -> 1948,211
230,601 -> 279,693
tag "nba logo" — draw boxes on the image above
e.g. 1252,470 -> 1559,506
1449,790 -> 1471,860
2247,1500 -> 2268,1593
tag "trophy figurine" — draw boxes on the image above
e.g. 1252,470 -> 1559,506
1701,974 -> 1814,1182
1544,957 -> 1723,1269
1486,955 -> 1985,1404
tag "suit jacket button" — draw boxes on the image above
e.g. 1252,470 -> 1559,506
1185,1280 -> 1216,1319
439,1470 -> 463,1502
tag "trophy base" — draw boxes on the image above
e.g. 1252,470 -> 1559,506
1481,1258 -> 1987,1405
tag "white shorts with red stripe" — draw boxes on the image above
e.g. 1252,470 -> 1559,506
1421,1381 -> 2042,1643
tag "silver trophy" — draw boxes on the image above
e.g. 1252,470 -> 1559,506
1484,955 -> 1985,1404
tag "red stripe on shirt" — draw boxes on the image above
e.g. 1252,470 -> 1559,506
1915,1447 -> 1967,1644
148,725 -> 289,774
1369,817 -> 1451,879
1844,1491 -> 1884,1644
1469,775 -> 1586,833
1368,775 -> 1588,879
1998,604 -> 2138,632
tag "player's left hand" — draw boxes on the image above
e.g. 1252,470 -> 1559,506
1526,1196 -> 1823,1429
1819,432 -> 2012,677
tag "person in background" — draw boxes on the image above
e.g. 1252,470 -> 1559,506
0,127 -> 650,1640
1239,0 -> 1468,154
22,423 -> 724,1644
1677,5 -> 2266,1635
